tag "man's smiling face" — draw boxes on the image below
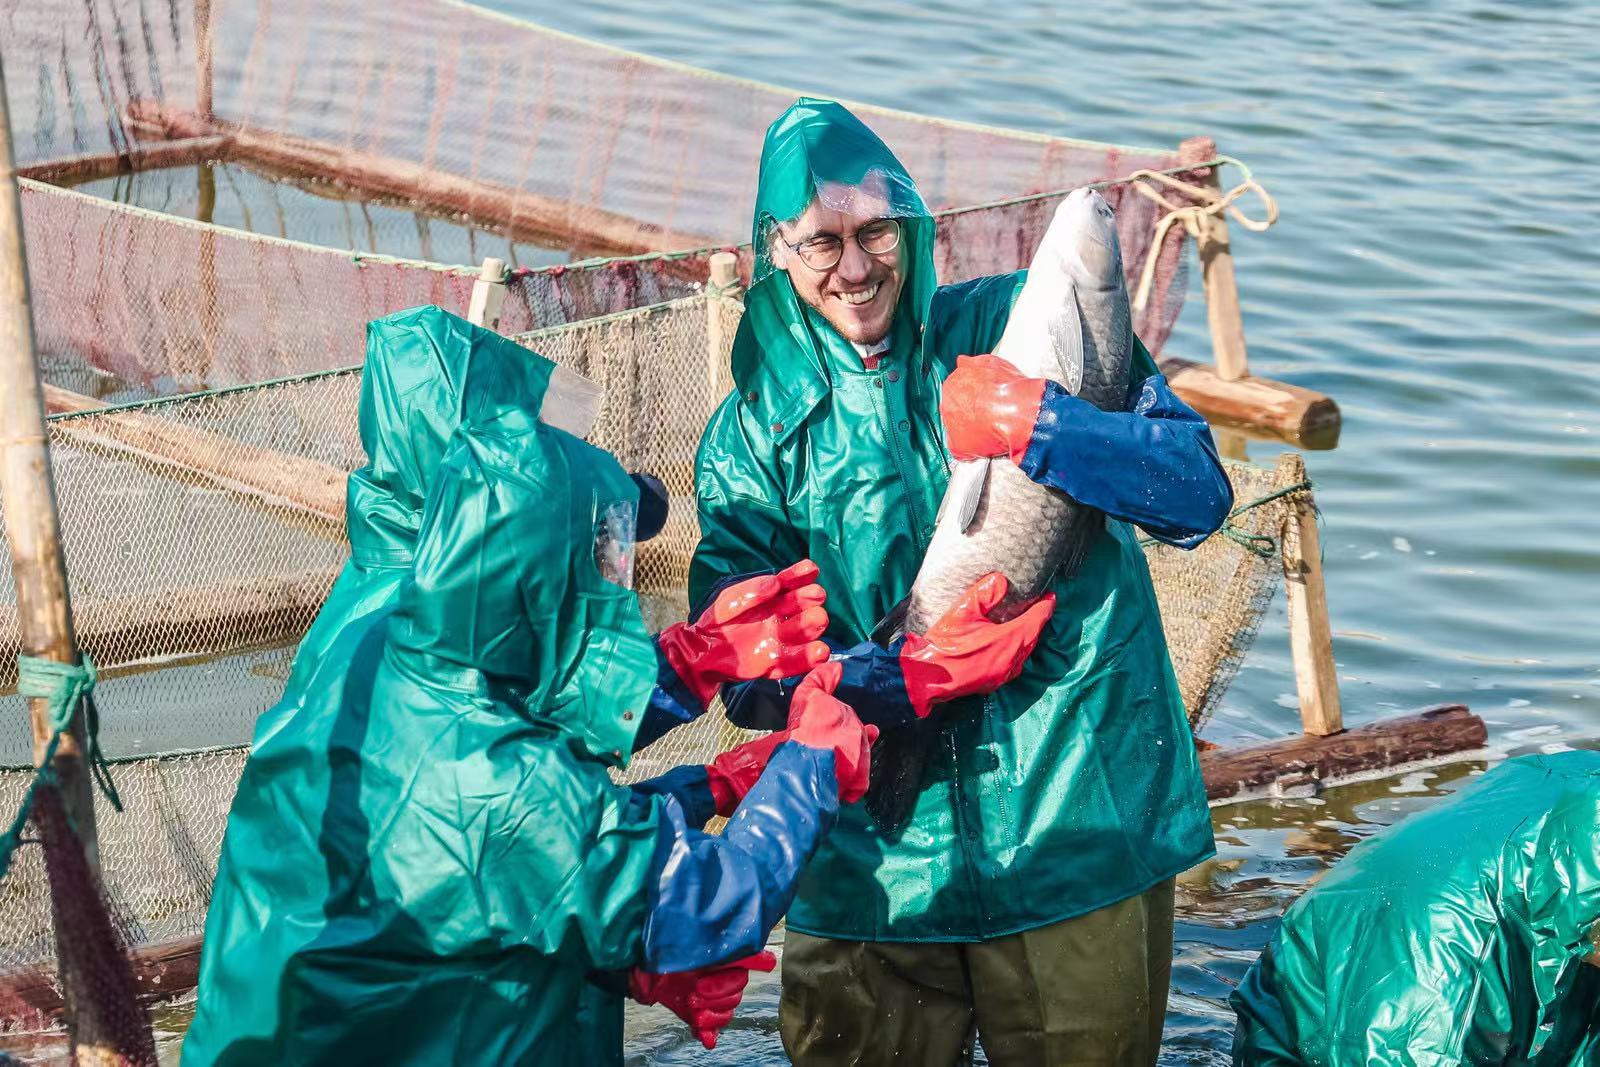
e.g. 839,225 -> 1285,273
774,198 -> 905,347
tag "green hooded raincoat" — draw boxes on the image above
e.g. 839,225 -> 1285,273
689,99 -> 1214,942
184,309 -> 662,1065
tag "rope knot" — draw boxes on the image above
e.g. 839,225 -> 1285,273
1126,156 -> 1279,313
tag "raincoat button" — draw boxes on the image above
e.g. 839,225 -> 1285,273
888,370 -> 900,383
745,391 -> 759,404
873,378 -> 883,389
897,419 -> 910,433
772,421 -> 785,434
622,710 -> 635,721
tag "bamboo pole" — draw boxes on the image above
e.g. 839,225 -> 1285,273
467,256 -> 507,331
705,251 -> 741,395
195,0 -> 214,122
1,54 -> 151,1064
1178,137 -> 1249,382
1280,452 -> 1344,736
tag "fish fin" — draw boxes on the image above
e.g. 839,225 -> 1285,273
939,457 -> 989,534
1047,285 -> 1087,395
869,596 -> 911,647
863,716 -> 942,836
1052,505 -> 1106,581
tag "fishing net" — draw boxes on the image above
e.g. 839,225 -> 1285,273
4,0 -> 1213,401
1,293 -> 1307,1033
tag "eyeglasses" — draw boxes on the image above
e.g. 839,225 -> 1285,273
781,218 -> 902,271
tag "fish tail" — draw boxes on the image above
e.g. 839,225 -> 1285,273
863,716 -> 942,836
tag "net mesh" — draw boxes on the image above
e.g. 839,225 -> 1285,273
1,295 -> 1303,1030
5,0 -> 1209,401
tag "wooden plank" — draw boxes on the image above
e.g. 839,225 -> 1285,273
1279,452 -> 1344,735
0,566 -> 341,690
44,384 -> 347,527
125,101 -> 714,258
1179,136 -> 1249,381
16,136 -> 233,186
0,935 -> 202,1031
1160,354 -> 1341,447
1200,705 -> 1485,803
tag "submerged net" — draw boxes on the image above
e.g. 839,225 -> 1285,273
5,0 -> 1210,400
2,294 -> 1302,1026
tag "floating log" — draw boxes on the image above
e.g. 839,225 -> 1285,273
44,384 -> 347,526
1161,355 -> 1341,447
125,101 -> 713,258
1200,704 -> 1487,804
16,136 -> 232,186
0,566 -> 342,690
0,935 -> 201,1034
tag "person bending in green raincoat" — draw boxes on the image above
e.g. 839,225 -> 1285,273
1233,750 -> 1600,1065
183,307 -> 876,1066
689,99 -> 1233,1065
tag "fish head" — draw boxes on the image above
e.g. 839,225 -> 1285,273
1051,188 -> 1123,290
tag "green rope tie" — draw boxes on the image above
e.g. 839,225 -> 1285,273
1138,478 -> 1313,557
0,654 -> 122,882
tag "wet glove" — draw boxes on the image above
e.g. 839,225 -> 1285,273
704,731 -> 789,817
940,353 -> 1232,547
628,951 -> 777,1049
898,572 -> 1055,718
657,559 -> 830,708
787,661 -> 877,803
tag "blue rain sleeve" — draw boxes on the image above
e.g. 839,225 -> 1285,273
638,741 -> 838,972
1019,373 -> 1232,549
723,637 -> 919,734
634,640 -> 710,752
630,765 -> 719,831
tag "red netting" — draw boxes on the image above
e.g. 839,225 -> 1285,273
5,0 -> 1206,398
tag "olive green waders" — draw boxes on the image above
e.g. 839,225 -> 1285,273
780,880 -> 1175,1067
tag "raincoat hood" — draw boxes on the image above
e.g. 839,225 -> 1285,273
392,362 -> 657,766
345,306 -> 601,567
739,98 -> 936,439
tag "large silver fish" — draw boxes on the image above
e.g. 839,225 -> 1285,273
866,188 -> 1136,830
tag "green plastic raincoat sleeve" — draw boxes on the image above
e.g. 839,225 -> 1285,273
688,403 -> 807,612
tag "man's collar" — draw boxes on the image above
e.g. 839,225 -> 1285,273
852,337 -> 892,370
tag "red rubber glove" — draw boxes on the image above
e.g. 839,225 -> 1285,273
628,951 -> 777,1050
658,560 -> 830,707
787,662 -> 878,804
939,354 -> 1049,465
705,730 -> 789,817
901,573 -> 1056,718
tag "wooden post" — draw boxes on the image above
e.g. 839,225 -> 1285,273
1280,452 -> 1344,736
705,251 -> 741,395
1178,137 -> 1249,382
195,0 -> 214,123
1,54 -> 150,1064
467,256 -> 507,331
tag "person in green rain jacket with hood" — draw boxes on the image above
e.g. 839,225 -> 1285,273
1233,751 -> 1600,1065
183,307 -> 877,1065
690,99 -> 1233,1065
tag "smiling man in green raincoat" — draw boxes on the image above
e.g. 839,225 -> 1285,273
689,99 -> 1234,1064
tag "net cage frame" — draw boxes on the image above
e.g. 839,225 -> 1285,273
1,288 -> 1309,1028
5,0 -> 1217,399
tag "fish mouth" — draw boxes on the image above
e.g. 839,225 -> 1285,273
833,282 -> 882,307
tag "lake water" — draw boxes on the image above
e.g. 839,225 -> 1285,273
12,0 -> 1600,1062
